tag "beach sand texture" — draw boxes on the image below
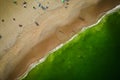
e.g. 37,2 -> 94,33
0,0 -> 120,80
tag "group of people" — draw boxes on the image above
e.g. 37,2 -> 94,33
13,0 -> 49,10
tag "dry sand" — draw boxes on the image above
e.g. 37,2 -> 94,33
0,0 -> 120,80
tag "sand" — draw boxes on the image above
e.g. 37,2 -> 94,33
0,0 -> 120,80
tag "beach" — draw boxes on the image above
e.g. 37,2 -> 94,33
0,0 -> 120,80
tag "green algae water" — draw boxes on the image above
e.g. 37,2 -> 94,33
22,7 -> 120,80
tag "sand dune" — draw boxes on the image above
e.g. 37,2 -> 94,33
0,0 -> 120,80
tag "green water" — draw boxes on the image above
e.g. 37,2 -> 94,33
22,8 -> 120,80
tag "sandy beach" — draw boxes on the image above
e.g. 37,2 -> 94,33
0,0 -> 120,80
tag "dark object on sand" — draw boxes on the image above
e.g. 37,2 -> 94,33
23,1 -> 27,5
13,18 -> 16,21
24,6 -> 27,8
19,24 -> 23,27
23,1 -> 27,8
41,6 -> 46,10
0,35 -> 2,39
1,19 -> 4,22
38,3 -> 41,7
33,6 -> 36,9
35,21 -> 39,26
13,1 -> 17,5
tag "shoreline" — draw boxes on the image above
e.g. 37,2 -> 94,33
12,2 -> 120,80
20,4 -> 120,79
0,0 -> 120,80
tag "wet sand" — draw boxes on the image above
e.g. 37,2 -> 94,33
0,0 -> 120,80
